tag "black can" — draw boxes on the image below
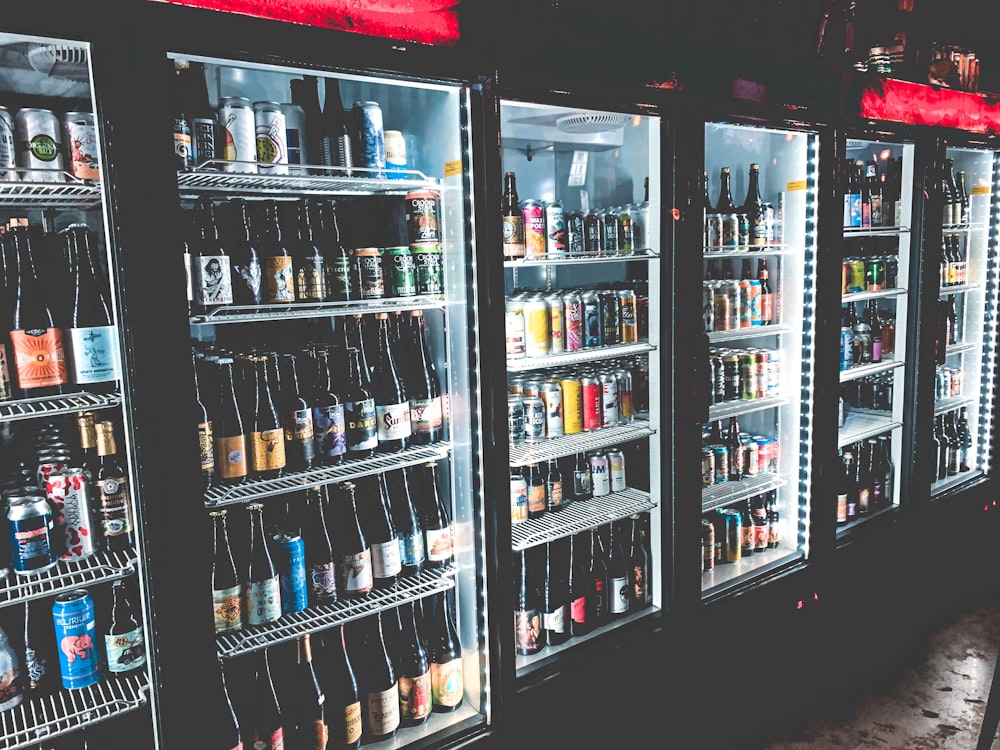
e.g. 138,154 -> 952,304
566,211 -> 585,256
600,291 -> 620,345
190,118 -> 220,170
583,211 -> 602,255
6,492 -> 57,575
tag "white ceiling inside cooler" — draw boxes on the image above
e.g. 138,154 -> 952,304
0,33 -> 91,99
501,100 -> 626,151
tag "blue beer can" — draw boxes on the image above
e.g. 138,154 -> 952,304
274,532 -> 308,613
353,101 -> 385,177
52,589 -> 101,689
6,491 -> 57,575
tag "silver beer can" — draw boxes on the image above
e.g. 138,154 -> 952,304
353,101 -> 386,176
14,108 -> 65,182
589,452 -> 610,496
599,371 -> 619,427
523,396 -> 546,443
253,101 -> 288,175
219,97 -> 257,173
538,382 -> 564,438
607,449 -> 627,492
280,102 -> 307,168
63,111 -> 100,181
507,396 -> 525,446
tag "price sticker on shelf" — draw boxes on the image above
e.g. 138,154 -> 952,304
444,159 -> 462,178
787,180 -> 807,192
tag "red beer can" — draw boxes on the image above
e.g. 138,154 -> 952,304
580,374 -> 602,431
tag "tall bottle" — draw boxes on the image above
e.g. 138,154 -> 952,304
542,539 -> 569,646
359,612 -> 401,741
858,160 -> 872,228
252,647 -> 284,750
261,200 -> 296,303
213,662 -> 243,750
304,485 -> 338,604
344,313 -> 373,383
311,347 -> 347,466
249,355 -> 286,480
228,197 -> 263,306
715,167 -> 736,214
758,258 -> 773,325
321,77 -> 353,173
291,75 -> 323,170
63,224 -> 120,391
295,199 -> 328,303
368,473 -> 403,589
421,461 -> 454,569
245,502 -> 281,626
727,416 -> 745,481
342,347 -> 378,458
192,199 -> 234,314
295,634 -> 328,750
426,591 -> 464,713
321,624 -> 362,748
210,509 -> 243,634
867,160 -> 883,227
7,217 -> 68,397
956,170 -> 970,225
213,357 -> 249,485
333,482 -> 374,597
192,349 -> 215,489
844,159 -> 862,227
276,352 -> 315,472
501,171 -> 525,260
319,200 -> 352,302
94,420 -> 135,553
587,527 -> 609,627
372,312 -> 411,452
956,407 -> 973,472
103,579 -> 145,675
628,514 -> 652,610
514,548 -> 543,655
567,532 -> 592,637
944,411 -> 961,477
743,163 -> 767,246
407,309 -> 444,445
396,601 -> 432,725
571,451 -> 593,501
606,522 -> 631,618
944,158 -> 961,226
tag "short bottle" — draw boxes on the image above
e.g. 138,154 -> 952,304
334,482 -> 374,597
248,355 -> 286,480
93,420 -> 135,553
244,502 -> 282,626
426,591 -> 464,712
501,171 -> 525,260
103,579 -> 145,675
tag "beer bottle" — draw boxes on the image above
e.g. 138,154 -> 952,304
319,200 -> 352,301
340,347 -> 377,458
628,514 -> 652,610
407,309 -> 444,445
368,473 -> 402,589
501,171 -> 525,260
743,163 -> 767,246
249,355 -> 286,480
171,59 -> 195,171
295,634 -> 329,749
22,600 -> 54,701
514,548 -> 543,655
252,647 -> 284,750
290,75 -> 323,171
261,200 -> 296,304
934,415 -> 948,481
228,197 -> 263,306
956,170 -> 970,225
944,158 -> 961,226
304,485 -> 337,604
320,77 -> 353,173
310,347 -> 347,466
104,579 -> 145,675
396,601 -> 432,725
213,357 -> 248,485
421,462 -> 454,569
944,411 -> 961,477
542,539 -> 569,646
845,159 -> 862,228
245,502 -> 282,625
372,312 -> 411,452
567,533 -> 591,636
276,353 -> 315,472
572,451 -> 592,501
210,509 -> 243,634
191,349 -> 215,489
213,662 -> 243,750
7,217 -> 68,397
344,313 -> 373,384
715,167 -> 737,213
387,467 -> 426,577
700,168 -> 714,223
545,458 -> 564,512
94,420 -> 135,553
319,624 -> 362,748
333,482 -> 374,597
739,499 -> 755,558
957,408 -> 972,472
867,160 -> 883,227
192,199 -> 234,314
426,591 -> 463,713
606,522 -> 630,618
524,462 -> 546,520
295,199 -> 328,303
587,527 -> 609,627
726,416 -> 744,481
856,439 -> 875,513
858,160 -> 872,228
758,258 -> 773,325
64,224 -> 119,392
359,612 -> 401,741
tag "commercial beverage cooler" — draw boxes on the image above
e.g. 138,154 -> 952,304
700,120 -> 820,598
0,25 -> 158,750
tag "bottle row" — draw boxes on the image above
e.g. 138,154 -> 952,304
500,171 -> 651,261
938,235 -> 969,287
701,419 -> 778,486
1,413 -> 135,574
935,294 -> 964,355
505,285 -> 647,359
0,105 -> 99,183
215,593 -> 463,749
703,256 -> 776,331
841,156 -> 904,229
0,579 -> 145,713
701,164 -> 781,249
933,408 -> 973,481
510,449 -> 627,525
835,434 -> 896,523
934,365 -> 964,402
938,157 -> 971,227
701,492 -> 780,570
0,220 -> 120,401
210,466 -> 454,634
185,194 -> 442,315
513,516 -> 652,656
192,310 -> 443,486
840,299 -> 897,369
840,253 -> 900,294
707,348 -> 781,405
840,372 -> 895,416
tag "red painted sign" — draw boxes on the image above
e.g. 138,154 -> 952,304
152,0 -> 461,46
859,78 -> 1000,135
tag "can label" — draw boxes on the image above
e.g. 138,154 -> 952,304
412,243 -> 444,296
254,103 -> 288,174
505,307 -> 526,358
523,299 -> 549,358
8,500 -> 56,574
354,102 -> 386,174
540,385 -> 563,437
582,379 -> 601,431
384,129 -> 407,177
45,469 -> 97,561
583,298 -> 602,347
384,246 -> 416,297
64,114 -> 100,181
220,99 -> 257,173
547,299 -> 564,354
510,476 -> 528,524
508,398 -> 525,445
406,191 -> 442,243
620,292 -> 638,343
566,212 -> 585,255
522,202 -> 546,258
15,109 -> 65,182
52,592 -> 101,689
411,396 -> 443,437
590,454 -> 610,496
545,202 -> 567,257
523,398 -> 545,442
560,379 -> 583,434
190,118 -> 218,169
608,450 -> 626,491
564,295 -> 583,351
105,625 -> 145,674
600,375 -> 619,427
351,248 -> 384,300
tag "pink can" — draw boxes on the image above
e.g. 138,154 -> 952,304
45,468 -> 97,561
521,199 -> 546,259
563,291 -> 583,351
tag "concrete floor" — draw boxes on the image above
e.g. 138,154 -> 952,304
756,597 -> 1000,750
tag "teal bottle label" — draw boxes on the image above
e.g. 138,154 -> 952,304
67,324 -> 121,384
105,625 -> 145,673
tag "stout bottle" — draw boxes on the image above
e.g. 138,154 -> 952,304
295,199 -> 328,302
210,509 -> 243,634
368,473 -> 403,589
396,601 -> 432,725
103,579 -> 145,675
295,634 -> 328,749
321,624 -> 362,748
192,349 -> 215,489
587,528 -> 609,627
372,312 -> 411,452
571,452 -> 592,501
310,347 -> 347,466
407,309 -> 444,445
94,420 -> 135,552
343,347 -> 378,458
320,200 -> 351,301
278,352 -> 315,472
248,355 -> 286,480
261,200 -> 296,303
501,171 -> 525,260
213,357 -> 248,485
304,485 -> 337,604
606,522 -> 630,618
426,591 -> 463,713
388,467 -> 426,577
421,462 -> 454,569
715,167 -> 737,213
228,197 -> 263,306
252,647 -> 284,750
334,482 -> 373,597
245,502 -> 281,626
628,514 -> 652,610
361,612 -> 401,741
743,163 -> 767,245
514,548 -> 543,654
192,199 -> 234,314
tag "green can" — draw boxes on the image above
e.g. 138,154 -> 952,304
412,242 -> 444,297
383,245 -> 416,298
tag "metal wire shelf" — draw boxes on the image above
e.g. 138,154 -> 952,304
216,564 -> 457,660
839,411 -> 901,448
0,672 -> 148,750
506,342 -> 655,372
0,392 -> 121,423
503,249 -> 659,268
0,550 -> 136,609
190,296 -> 446,325
509,420 -> 654,466
512,488 -> 656,550
702,473 -> 786,513
708,396 -> 789,422
204,443 -> 452,508
0,174 -> 102,209
707,324 -> 791,344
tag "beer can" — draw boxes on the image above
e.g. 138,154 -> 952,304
713,445 -> 729,484
616,368 -> 634,422
279,102 -> 306,167
703,282 -> 716,332
6,492 -> 57,575
619,289 -> 638,343
600,291 -> 620,345
52,590 -> 101,689
0,106 -> 16,181
383,246 -> 417,298
702,448 -> 716,486
618,208 -> 634,254
589,452 -> 610,496
722,214 -> 739,247
710,355 -> 725,404
406,190 -> 442,243
45,467 -> 97,562
566,211 -> 585,256
63,112 -> 100,181
190,117 -> 220,171
219,96 -> 257,173
253,101 -> 289,175
765,350 -> 781,398
384,129 -> 407,178
738,280 -> 752,328
581,375 -> 602,431
599,371 -> 619,427
507,396 -> 525,445
582,291 -> 602,347
601,211 -> 620,255
510,471 -> 528,525
521,200 -> 546,259
523,295 -> 550,358
707,213 -> 724,248
505,298 -> 526,359
352,101 -> 386,176
546,294 -> 565,354
866,257 -> 886,291
740,352 -> 757,400
350,247 -> 385,300
723,354 -> 740,401
411,242 -> 444,297
14,108 -> 65,182
560,376 -> 583,434
563,291 -> 584,351
583,210 -> 602,255
850,259 -> 865,293
840,327 -> 853,371
714,286 -> 732,332
274,532 -> 308,614
539,382 -> 564,438
545,201 -> 567,258
748,279 -> 762,326
607,449 -> 626,492
720,509 -> 742,563
702,518 -> 716,570
523,396 -> 545,443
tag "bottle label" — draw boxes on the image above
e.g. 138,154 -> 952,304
265,256 -> 295,302
570,595 -> 587,625
298,720 -> 328,750
345,398 -> 378,451
544,606 -> 566,634
609,574 -> 630,614
297,258 -> 326,301
0,673 -> 22,712
309,561 -> 337,600
251,727 -> 283,750
339,701 -> 362,745
0,343 -> 11,400
313,403 -> 346,458
366,684 -> 400,736
104,625 -> 145,673
547,480 -> 563,510
376,402 -> 412,441
338,549 -> 373,595
232,255 -> 262,304
425,525 -> 454,563
194,254 -> 234,305
198,421 -> 215,472
632,564 -> 648,603
97,475 -> 133,538
216,435 -> 248,479
592,579 -> 606,619
515,608 -> 542,653
10,328 -> 68,389
250,428 -> 286,471
399,672 -> 432,721
503,214 -> 526,258
527,484 -> 546,514
573,469 -> 591,498
858,487 -> 871,513
286,408 -> 315,445
330,256 -> 351,298
400,530 -> 426,569
410,396 -> 443,435
371,538 -> 402,579
836,493 -> 848,523
245,576 -> 282,625
760,292 -> 773,323
431,657 -> 464,708
212,585 -> 243,633
66,325 -> 121,385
